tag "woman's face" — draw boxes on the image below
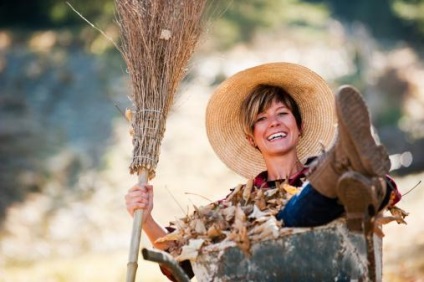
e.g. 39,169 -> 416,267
250,99 -> 301,159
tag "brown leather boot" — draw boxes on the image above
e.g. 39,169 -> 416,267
308,85 -> 390,230
334,85 -> 391,177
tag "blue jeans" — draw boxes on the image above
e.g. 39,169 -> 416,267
276,182 -> 344,227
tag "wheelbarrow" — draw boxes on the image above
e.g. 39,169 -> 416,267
142,218 -> 382,282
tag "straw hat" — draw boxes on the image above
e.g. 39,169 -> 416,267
206,62 -> 337,179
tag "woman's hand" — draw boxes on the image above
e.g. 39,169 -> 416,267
125,183 -> 154,222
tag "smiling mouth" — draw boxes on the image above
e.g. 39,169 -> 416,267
267,132 -> 287,141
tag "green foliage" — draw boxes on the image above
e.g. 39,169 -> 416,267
206,0 -> 283,48
0,0 -> 114,28
304,0 -> 424,45
209,0 -> 329,49
393,0 -> 424,34
2,0 -> 424,46
0,0 -> 329,44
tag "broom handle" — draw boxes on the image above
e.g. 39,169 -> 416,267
126,169 -> 149,282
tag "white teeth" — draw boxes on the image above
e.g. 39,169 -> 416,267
268,132 -> 286,141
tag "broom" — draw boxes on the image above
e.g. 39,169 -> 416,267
115,0 -> 208,281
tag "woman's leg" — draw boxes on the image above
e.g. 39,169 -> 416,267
276,182 -> 344,227
277,178 -> 393,228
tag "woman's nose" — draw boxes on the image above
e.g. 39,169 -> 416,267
269,115 -> 281,127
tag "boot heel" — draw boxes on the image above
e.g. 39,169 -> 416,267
337,171 -> 377,232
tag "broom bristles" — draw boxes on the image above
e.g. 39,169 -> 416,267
115,0 -> 208,178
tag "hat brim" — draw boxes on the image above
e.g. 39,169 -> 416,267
206,62 -> 337,179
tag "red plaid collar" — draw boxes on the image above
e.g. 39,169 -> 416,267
253,166 -> 309,189
252,157 -> 317,188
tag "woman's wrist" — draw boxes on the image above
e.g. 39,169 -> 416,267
142,213 -> 155,226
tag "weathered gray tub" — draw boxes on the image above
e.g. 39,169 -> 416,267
192,219 -> 381,282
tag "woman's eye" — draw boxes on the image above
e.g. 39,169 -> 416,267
278,111 -> 288,116
256,116 -> 266,122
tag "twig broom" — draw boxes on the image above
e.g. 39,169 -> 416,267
115,0 -> 208,281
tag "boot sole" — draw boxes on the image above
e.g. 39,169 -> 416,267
336,86 -> 390,177
338,171 -> 377,232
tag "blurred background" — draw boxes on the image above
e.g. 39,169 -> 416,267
0,0 -> 423,281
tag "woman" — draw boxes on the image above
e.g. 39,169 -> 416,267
204,62 -> 399,230
125,62 -> 401,279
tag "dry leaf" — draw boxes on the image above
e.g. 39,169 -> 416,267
207,223 -> 223,238
248,205 -> 270,220
243,179 -> 253,203
176,239 -> 205,261
192,218 -> 207,234
375,216 -> 400,226
234,205 -> 247,229
249,218 -> 280,241
238,226 -> 251,255
264,189 -> 279,197
226,184 -> 243,202
230,205 -> 251,254
155,231 -> 182,243
196,203 -> 215,217
222,205 -> 236,222
281,183 -> 299,195
388,206 -> 409,224
255,189 -> 267,210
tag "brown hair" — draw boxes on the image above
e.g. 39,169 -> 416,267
240,84 -> 302,137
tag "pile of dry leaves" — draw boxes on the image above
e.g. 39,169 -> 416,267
156,179 -> 408,262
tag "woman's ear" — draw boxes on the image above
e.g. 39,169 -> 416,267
246,135 -> 256,148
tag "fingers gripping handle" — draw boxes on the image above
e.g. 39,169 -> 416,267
127,169 -> 149,282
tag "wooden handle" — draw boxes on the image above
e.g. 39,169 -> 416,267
126,169 -> 149,282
